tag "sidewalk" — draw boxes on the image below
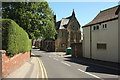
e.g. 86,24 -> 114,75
54,52 -> 66,56
5,54 -> 39,78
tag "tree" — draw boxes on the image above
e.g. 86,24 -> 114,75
2,2 -> 57,40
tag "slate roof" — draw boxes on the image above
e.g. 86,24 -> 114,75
59,18 -> 70,29
115,5 -> 120,15
55,17 -> 71,30
55,10 -> 74,30
83,5 -> 119,28
55,21 -> 61,30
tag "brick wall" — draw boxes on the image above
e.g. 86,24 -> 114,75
71,43 -> 83,57
1,50 -> 31,78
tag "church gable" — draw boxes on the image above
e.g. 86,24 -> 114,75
67,11 -> 80,31
55,9 -> 80,31
67,18 -> 80,31
54,10 -> 81,51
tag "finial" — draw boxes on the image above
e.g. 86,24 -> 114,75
72,9 -> 75,17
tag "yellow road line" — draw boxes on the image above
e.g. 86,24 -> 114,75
37,57 -> 48,79
32,53 -> 46,79
37,59 -> 41,78
37,58 -> 44,78
40,59 -> 48,79
31,53 -> 42,78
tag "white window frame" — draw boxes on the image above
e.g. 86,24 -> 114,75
93,25 -> 99,31
102,24 -> 107,29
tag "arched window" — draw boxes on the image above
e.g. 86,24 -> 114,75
71,31 -> 73,40
67,32 -> 69,40
62,32 -> 64,37
76,32 -> 77,40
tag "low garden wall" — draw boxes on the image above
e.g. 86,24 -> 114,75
1,50 -> 31,78
71,43 -> 83,57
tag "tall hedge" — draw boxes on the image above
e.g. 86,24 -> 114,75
2,19 -> 32,57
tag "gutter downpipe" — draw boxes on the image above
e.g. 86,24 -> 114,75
118,5 -> 120,63
90,26 -> 92,59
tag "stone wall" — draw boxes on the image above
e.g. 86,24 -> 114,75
55,29 -> 67,52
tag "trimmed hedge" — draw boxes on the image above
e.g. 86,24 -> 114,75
2,19 -> 32,57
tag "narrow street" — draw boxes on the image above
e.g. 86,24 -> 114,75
32,49 -> 119,80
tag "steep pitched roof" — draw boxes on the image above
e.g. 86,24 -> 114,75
55,16 -> 72,30
115,5 -> 120,15
55,10 -> 75,30
83,5 -> 119,28
59,18 -> 70,29
55,20 -> 61,30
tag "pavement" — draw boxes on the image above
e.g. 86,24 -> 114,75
5,53 -> 39,78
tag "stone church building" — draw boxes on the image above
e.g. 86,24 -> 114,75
54,10 -> 81,51
40,10 -> 81,52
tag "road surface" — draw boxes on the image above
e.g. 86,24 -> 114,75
32,49 -> 119,80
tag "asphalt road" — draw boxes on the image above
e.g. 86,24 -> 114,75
32,49 -> 119,80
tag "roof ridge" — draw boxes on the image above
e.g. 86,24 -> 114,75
62,18 -> 69,19
100,5 -> 118,12
82,5 -> 118,28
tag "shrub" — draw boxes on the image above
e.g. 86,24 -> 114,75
33,46 -> 40,49
2,19 -> 32,57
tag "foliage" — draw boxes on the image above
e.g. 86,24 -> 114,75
2,2 -> 57,40
0,22 -> 2,50
33,46 -> 39,49
2,19 -> 32,57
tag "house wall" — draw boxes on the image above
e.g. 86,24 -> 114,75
91,20 -> 118,62
83,19 -> 119,63
83,27 -> 91,58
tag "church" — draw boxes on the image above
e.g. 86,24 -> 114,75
40,10 -> 81,52
54,10 -> 81,51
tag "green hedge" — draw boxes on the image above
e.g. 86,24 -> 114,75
2,19 -> 32,57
